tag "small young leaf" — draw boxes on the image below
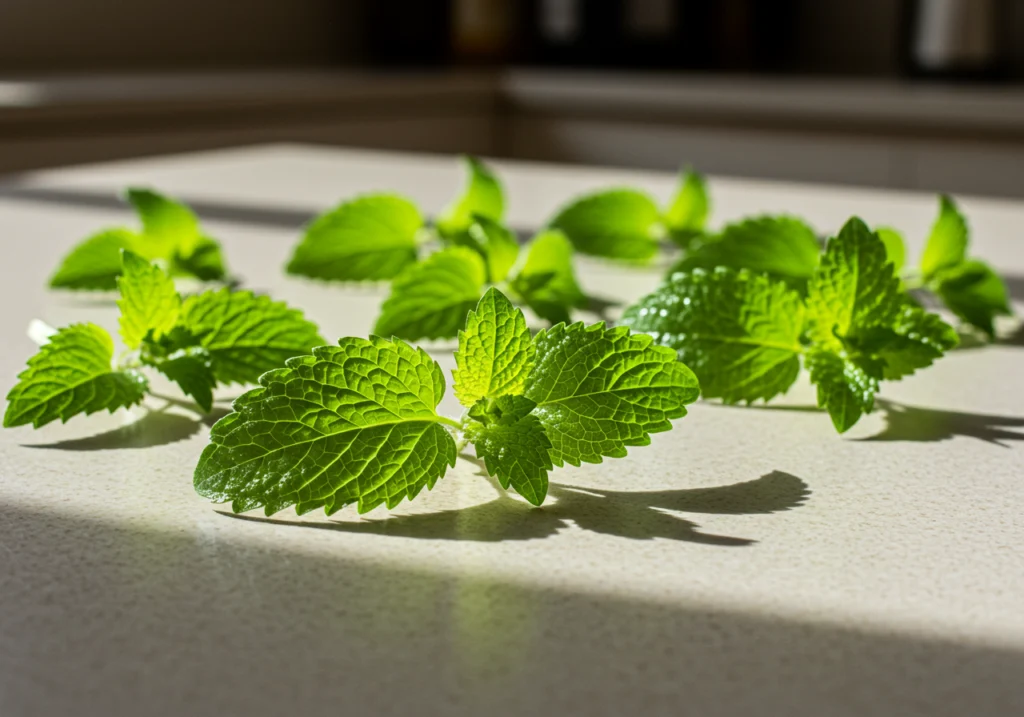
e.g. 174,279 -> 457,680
933,259 -> 1011,338
806,350 -> 880,434
548,189 -> 661,262
664,168 -> 709,247
49,228 -> 140,290
194,336 -> 457,515
508,229 -> 586,325
286,194 -> 423,281
875,227 -> 906,273
806,217 -> 902,347
172,235 -> 227,281
463,215 -> 519,283
374,247 -> 487,341
920,195 -> 968,279
453,288 -> 534,407
4,323 -> 148,428
152,349 -> 216,412
117,250 -> 180,349
621,268 -> 805,404
673,215 -> 820,287
178,289 -> 325,384
126,187 -> 202,258
525,322 -> 700,466
466,395 -> 552,506
436,156 -> 504,237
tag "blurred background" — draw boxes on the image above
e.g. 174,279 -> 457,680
2,0 -> 1024,196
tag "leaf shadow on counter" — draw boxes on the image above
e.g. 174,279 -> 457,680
221,469 -> 809,545
23,398 -> 231,451
734,401 -> 1024,446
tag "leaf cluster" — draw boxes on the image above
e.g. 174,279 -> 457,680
6,251 -> 323,428
49,189 -> 230,290
286,156 -> 588,341
622,218 -> 959,433
193,289 -> 700,515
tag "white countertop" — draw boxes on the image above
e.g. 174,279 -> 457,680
1,145 -> 1023,716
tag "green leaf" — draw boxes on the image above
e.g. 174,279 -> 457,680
117,250 -> 180,349
4,323 -> 148,428
126,187 -> 202,257
664,168 -> 709,247
673,215 -> 820,287
845,303 -> 959,381
933,259 -> 1012,338
806,349 -> 880,434
436,156 -> 504,237
453,288 -> 534,407
548,189 -> 661,262
172,235 -> 228,281
875,227 -> 906,274
374,247 -> 487,341
463,215 -> 519,283
286,194 -> 423,281
49,228 -> 140,290
920,195 -> 968,279
621,268 -> 804,404
524,322 -> 700,466
194,336 -> 458,515
152,348 -> 216,412
806,217 -> 902,347
466,395 -> 552,506
178,289 -> 325,384
508,229 -> 586,325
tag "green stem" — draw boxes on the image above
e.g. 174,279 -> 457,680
438,415 -> 463,431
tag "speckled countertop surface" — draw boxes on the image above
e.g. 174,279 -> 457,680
1,145 -> 1023,716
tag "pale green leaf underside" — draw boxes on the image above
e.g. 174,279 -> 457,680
179,289 -> 325,385
508,229 -> 585,325
921,195 -> 968,279
117,250 -> 181,349
49,228 -> 139,290
806,350 -> 879,434
674,215 -> 820,285
807,217 -> 902,346
194,336 -> 457,515
286,194 -> 423,281
374,246 -> 487,341
467,395 -> 552,506
548,189 -> 661,261
525,322 -> 700,466
4,323 -> 148,428
453,288 -> 534,407
621,268 -> 804,404
436,156 -> 505,236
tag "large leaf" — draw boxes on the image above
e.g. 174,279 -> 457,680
466,395 -> 552,506
548,189 -> 661,262
286,194 -> 423,281
452,288 -> 534,407
117,250 -> 180,349
436,156 -> 504,237
806,217 -> 902,347
845,303 -> 959,381
194,336 -> 458,515
49,228 -> 139,290
178,289 -> 325,384
524,322 -> 699,466
508,229 -> 586,325
673,215 -> 820,287
621,268 -> 804,403
374,247 -> 487,341
4,323 -> 148,428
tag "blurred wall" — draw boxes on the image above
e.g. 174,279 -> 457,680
0,0 -> 362,72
